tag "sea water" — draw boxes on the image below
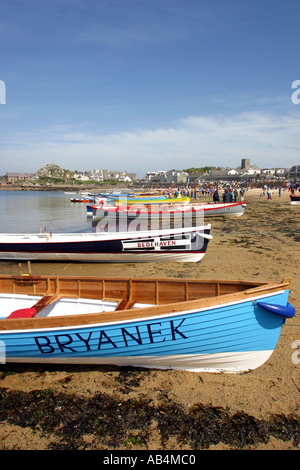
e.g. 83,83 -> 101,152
0,190 -> 204,234
0,191 -> 94,233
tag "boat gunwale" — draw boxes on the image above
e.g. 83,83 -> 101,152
0,224 -> 211,241
0,275 -> 291,332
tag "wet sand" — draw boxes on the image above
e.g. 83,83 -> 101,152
0,188 -> 299,450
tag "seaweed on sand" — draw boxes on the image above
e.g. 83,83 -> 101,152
0,387 -> 299,450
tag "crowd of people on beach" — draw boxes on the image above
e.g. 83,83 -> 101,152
163,185 -> 246,202
160,181 -> 299,203
260,186 -> 273,199
290,184 -> 300,194
258,183 -> 299,200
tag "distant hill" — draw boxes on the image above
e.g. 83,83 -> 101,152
36,164 -> 74,181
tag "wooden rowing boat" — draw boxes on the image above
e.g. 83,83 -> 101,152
0,274 -> 294,373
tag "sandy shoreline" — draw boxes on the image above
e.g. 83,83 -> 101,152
0,188 -> 299,450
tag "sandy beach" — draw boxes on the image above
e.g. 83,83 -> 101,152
0,188 -> 299,450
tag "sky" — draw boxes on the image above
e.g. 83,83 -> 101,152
0,0 -> 299,178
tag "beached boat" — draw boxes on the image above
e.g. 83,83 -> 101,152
71,196 -> 108,204
0,225 -> 212,262
98,192 -> 164,199
98,192 -> 133,199
88,201 -> 247,219
114,196 -> 190,205
290,194 -> 300,205
107,194 -> 167,200
70,198 -> 97,203
0,274 -> 294,372
133,192 -> 165,196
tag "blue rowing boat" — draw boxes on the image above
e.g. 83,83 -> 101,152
0,275 -> 295,373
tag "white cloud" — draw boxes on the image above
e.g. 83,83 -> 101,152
1,111 -> 299,176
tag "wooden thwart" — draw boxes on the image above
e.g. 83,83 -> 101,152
32,292 -> 65,315
104,298 -> 136,310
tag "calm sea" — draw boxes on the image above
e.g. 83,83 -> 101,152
0,190 -> 203,235
0,191 -> 95,233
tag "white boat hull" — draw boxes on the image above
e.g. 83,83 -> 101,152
0,250 -> 206,263
0,225 -> 212,262
5,350 -> 273,374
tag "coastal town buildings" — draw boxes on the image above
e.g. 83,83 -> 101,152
145,170 -> 189,184
3,161 -> 299,186
5,172 -> 36,183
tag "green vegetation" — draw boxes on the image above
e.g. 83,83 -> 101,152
183,167 -> 220,174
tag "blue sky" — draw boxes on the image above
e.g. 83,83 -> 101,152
0,0 -> 299,178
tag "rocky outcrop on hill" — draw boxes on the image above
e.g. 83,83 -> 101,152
36,164 -> 73,179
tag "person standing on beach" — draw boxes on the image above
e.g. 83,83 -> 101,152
234,188 -> 238,202
213,189 -> 219,203
223,188 -> 232,203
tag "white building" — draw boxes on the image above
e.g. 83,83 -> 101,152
166,170 -> 188,183
89,169 -> 108,181
261,169 -> 275,176
243,168 -> 261,175
145,171 -> 167,183
74,172 -> 89,181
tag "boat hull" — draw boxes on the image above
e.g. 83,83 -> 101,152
0,285 -> 291,373
0,225 -> 211,262
70,198 -> 96,203
290,195 -> 300,205
114,197 -> 190,205
198,202 -> 246,217
90,202 -> 247,220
